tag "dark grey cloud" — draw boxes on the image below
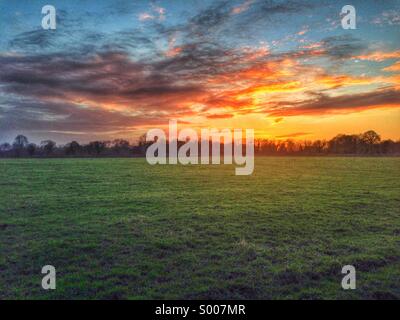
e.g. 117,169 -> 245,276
321,35 -> 367,60
0,98 -> 166,135
0,50 -> 206,112
0,47 -> 208,142
268,88 -> 400,116
187,1 -> 232,37
10,29 -> 59,50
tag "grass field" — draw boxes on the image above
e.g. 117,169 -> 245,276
0,157 -> 399,299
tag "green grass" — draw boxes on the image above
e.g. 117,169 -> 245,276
0,157 -> 399,299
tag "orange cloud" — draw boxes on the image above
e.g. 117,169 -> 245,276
315,74 -> 376,88
276,132 -> 311,138
383,61 -> 400,72
239,81 -> 303,96
138,13 -> 154,21
3,44 -> 399,135
356,50 -> 400,62
297,27 -> 309,36
138,4 -> 166,22
206,113 -> 234,119
301,42 -> 323,50
165,46 -> 183,58
232,0 -> 253,15
267,89 -> 400,117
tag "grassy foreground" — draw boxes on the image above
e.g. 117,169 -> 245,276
0,157 -> 399,299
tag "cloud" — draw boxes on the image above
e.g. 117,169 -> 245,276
231,0 -> 253,15
356,50 -> 400,62
297,27 -> 309,36
1,0 -> 399,142
372,10 -> 400,26
384,61 -> 400,72
275,132 -> 311,138
0,51 -> 206,114
139,13 -> 155,21
236,0 -> 318,28
138,4 -> 166,21
315,73 -> 377,89
321,35 -> 367,60
2,37 -> 396,139
267,89 -> 400,117
10,30 -> 57,49
2,33 -> 398,140
0,98 -> 166,135
206,113 -> 234,119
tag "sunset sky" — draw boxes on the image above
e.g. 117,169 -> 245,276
0,0 -> 399,144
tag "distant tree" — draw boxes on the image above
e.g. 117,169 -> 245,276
87,141 -> 106,155
380,139 -> 395,154
360,130 -> 381,153
255,138 -> 262,153
302,140 -> 313,153
112,139 -> 130,154
286,139 -> 297,153
12,135 -> 29,156
260,139 -> 278,154
0,142 -> 12,152
312,140 -> 327,153
27,143 -> 37,156
0,129 -> 397,158
13,135 -> 28,148
41,140 -> 56,155
361,130 -> 381,145
277,141 -> 287,154
328,134 -> 359,154
138,134 -> 147,147
138,133 -> 153,154
65,141 -> 81,155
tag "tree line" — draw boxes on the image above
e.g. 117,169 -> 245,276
0,130 -> 399,157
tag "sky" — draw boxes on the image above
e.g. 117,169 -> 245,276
0,0 -> 399,144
